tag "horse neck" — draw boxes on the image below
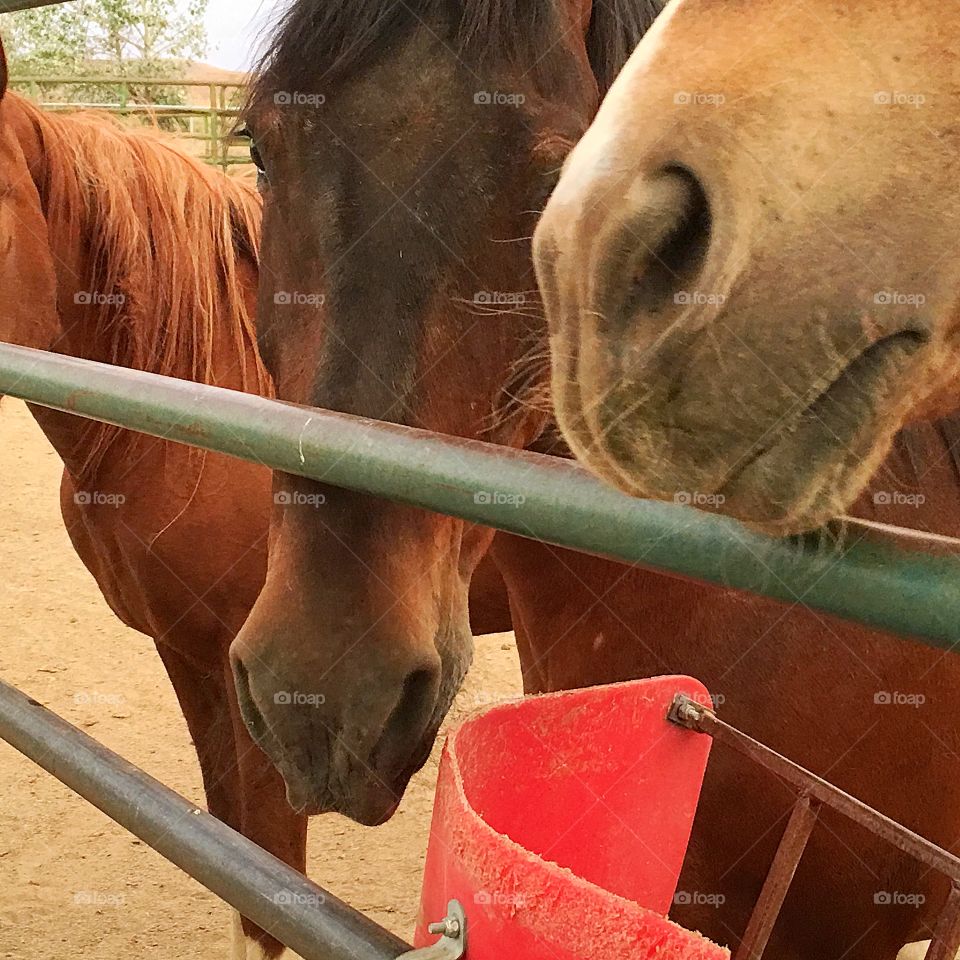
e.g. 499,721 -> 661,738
9,97 -> 269,480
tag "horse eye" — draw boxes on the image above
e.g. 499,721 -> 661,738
249,141 -> 267,177
236,126 -> 269,181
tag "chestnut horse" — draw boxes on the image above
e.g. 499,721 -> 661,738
0,53 -> 511,959
534,0 -> 960,539
243,1 -> 960,958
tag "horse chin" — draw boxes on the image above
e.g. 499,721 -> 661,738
556,332 -> 926,537
276,723 -> 441,826
282,773 -> 401,826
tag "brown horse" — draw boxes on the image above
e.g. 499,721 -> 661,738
0,50 -> 512,959
236,0 -> 660,825
534,0 -> 960,539
243,2 -> 960,958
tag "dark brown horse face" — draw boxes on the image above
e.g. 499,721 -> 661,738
231,1 -> 650,825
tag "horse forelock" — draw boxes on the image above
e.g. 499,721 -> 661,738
586,0 -> 667,93
248,0 -> 665,110
11,94 -> 272,475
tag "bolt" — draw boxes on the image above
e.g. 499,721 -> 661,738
679,701 -> 700,722
428,917 -> 461,939
671,696 -> 707,728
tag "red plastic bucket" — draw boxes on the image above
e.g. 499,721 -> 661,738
415,676 -> 728,959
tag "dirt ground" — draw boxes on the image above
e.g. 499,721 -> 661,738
0,400 -> 523,959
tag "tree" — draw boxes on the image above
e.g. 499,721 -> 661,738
1,0 -> 209,103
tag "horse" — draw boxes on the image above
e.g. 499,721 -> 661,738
242,1 -> 960,957
237,0 -> 660,828
0,47 -> 512,959
533,0 -> 960,540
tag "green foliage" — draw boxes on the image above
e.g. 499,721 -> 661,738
1,0 -> 209,104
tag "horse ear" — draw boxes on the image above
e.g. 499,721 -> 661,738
0,37 -> 8,101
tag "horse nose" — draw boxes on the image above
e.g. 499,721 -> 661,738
228,632 -> 443,823
368,660 -> 441,782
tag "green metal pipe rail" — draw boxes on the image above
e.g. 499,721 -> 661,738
1,342 -> 957,647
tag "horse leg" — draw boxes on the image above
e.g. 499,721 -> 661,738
156,641 -> 256,958
467,549 -> 513,636
157,642 -> 307,960
225,661 -> 309,960
154,641 -> 243,832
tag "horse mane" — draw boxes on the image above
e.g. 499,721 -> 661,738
586,0 -> 667,93
13,94 -> 271,474
250,0 -> 665,106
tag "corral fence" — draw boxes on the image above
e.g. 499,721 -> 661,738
9,75 -> 251,172
2,2 -> 960,951
1,344 -> 957,644
0,342 -> 959,960
0,678 -> 414,960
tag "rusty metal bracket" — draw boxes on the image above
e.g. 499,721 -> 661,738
398,901 -> 467,960
668,693 -> 960,960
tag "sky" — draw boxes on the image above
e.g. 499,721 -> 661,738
200,0 -> 279,71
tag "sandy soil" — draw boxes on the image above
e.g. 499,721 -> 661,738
0,400 -> 523,959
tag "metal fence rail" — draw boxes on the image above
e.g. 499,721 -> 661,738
0,677 -> 411,960
1,342 -> 958,646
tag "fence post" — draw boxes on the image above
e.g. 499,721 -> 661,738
207,83 -> 220,169
219,84 -> 229,173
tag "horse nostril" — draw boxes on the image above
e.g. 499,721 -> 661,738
230,652 -> 272,750
597,165 -> 713,332
372,664 -> 440,781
